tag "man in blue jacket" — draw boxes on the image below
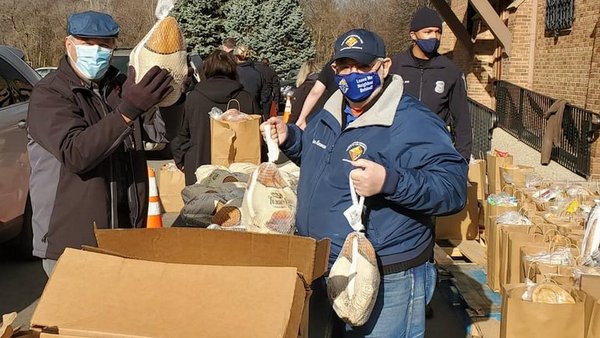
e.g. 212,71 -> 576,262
262,29 -> 467,337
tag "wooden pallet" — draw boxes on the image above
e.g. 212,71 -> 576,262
435,242 -> 500,338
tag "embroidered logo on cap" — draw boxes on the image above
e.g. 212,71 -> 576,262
346,141 -> 367,161
340,35 -> 364,51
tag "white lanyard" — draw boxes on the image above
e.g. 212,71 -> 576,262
345,173 -> 365,296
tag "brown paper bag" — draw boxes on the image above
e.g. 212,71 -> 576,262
588,296 -> 600,338
468,160 -> 486,201
500,226 -> 538,286
159,164 -> 186,213
436,183 -> 478,240
210,115 -> 262,166
486,152 -> 513,194
500,284 -> 593,338
499,165 -> 535,191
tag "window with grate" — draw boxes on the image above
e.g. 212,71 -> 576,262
545,0 -> 574,35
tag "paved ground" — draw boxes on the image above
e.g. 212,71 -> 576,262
490,128 -> 586,182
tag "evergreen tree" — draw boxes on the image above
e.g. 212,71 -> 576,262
172,0 -> 222,57
221,0 -> 265,48
256,0 -> 315,75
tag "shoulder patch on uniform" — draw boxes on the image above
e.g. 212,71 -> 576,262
435,81 -> 445,94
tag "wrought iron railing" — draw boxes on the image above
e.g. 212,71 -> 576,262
469,98 -> 497,159
495,80 -> 593,177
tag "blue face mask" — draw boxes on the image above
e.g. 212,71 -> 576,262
69,41 -> 113,80
335,70 -> 382,103
416,38 -> 440,55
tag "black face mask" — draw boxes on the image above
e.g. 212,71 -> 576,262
416,38 -> 440,56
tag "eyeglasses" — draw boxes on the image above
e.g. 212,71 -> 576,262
333,59 -> 383,74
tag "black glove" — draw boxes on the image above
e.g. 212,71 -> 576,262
118,66 -> 174,120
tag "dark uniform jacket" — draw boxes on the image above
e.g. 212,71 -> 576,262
27,57 -> 175,260
170,76 -> 260,185
390,49 -> 472,159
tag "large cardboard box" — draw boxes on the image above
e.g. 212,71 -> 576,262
31,228 -> 331,338
436,183 -> 479,240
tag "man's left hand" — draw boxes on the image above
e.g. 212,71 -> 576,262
349,159 -> 387,197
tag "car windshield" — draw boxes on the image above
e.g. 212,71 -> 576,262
111,55 -> 129,75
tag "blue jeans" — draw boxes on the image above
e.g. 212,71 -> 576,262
309,261 -> 437,338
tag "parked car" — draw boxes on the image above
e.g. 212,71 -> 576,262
0,45 -> 40,256
35,67 -> 57,78
110,48 -> 185,160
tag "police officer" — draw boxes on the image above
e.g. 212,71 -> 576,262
390,7 -> 472,160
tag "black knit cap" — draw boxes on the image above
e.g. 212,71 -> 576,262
410,7 -> 443,32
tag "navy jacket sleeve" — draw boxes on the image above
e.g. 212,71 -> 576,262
449,73 -> 472,160
280,124 -> 304,166
380,102 -> 468,216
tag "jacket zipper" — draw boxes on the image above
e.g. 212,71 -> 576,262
418,68 -> 424,101
91,90 -> 119,229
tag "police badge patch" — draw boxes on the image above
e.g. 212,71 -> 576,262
435,80 -> 445,94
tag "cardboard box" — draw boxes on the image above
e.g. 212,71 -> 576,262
436,183 -> 479,240
31,228 -> 330,338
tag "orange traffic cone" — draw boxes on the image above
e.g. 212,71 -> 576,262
147,167 -> 163,228
282,95 -> 292,123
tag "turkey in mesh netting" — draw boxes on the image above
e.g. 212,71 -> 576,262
241,162 -> 296,235
328,232 -> 380,326
129,1 -> 188,108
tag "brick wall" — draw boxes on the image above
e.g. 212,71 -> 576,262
530,0 -> 599,111
438,0 -> 499,109
440,0 -> 599,112
439,0 -> 600,176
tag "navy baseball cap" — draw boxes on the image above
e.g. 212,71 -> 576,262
332,29 -> 386,65
67,11 -> 120,38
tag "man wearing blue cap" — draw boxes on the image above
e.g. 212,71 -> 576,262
27,11 -> 182,276
391,7 -> 472,161
262,28 -> 467,337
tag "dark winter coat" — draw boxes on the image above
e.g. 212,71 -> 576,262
27,57 -> 174,260
289,73 -> 318,124
390,48 -> 472,160
282,74 -> 467,268
237,61 -> 267,115
170,76 -> 260,185
254,61 -> 281,116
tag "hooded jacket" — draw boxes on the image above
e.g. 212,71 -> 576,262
390,48 -> 472,160
27,57 -> 173,260
282,75 -> 467,269
171,76 -> 259,185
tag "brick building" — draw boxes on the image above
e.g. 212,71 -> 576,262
431,0 -> 600,175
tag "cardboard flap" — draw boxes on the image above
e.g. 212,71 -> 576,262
32,249 -> 304,338
94,228 -> 330,283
